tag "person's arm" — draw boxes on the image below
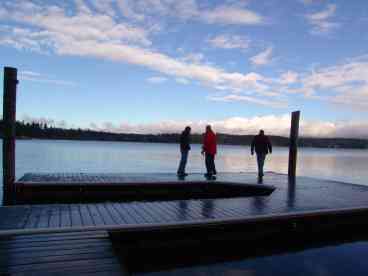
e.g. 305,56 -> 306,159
251,138 -> 255,155
268,138 -> 272,154
201,134 -> 206,155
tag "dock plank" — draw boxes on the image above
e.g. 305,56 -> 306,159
0,231 -> 127,275
79,204 -> 95,226
104,203 -> 127,224
95,204 -> 116,225
48,205 -> 61,228
87,204 -> 105,225
70,204 -> 83,227
60,205 -> 72,228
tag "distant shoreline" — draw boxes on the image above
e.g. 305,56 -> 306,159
13,135 -> 368,149
2,120 -> 367,149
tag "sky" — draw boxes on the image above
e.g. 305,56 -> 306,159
0,0 -> 368,138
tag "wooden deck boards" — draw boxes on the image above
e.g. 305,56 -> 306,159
0,231 -> 127,275
1,173 -> 368,233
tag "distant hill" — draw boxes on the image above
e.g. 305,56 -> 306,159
1,120 -> 367,149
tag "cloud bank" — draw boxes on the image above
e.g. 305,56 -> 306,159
22,114 -> 368,139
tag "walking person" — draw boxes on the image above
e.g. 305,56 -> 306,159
251,130 -> 272,180
177,126 -> 191,177
201,125 -> 217,180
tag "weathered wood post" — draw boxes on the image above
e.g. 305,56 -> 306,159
3,67 -> 18,205
288,111 -> 300,180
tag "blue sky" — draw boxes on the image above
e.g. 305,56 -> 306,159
0,0 -> 368,137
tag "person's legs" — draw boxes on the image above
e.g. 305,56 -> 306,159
177,150 -> 188,175
205,153 -> 212,176
256,153 -> 266,177
211,155 -> 216,175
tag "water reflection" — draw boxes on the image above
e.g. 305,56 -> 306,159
177,201 -> 188,220
251,196 -> 266,212
201,200 -> 214,219
287,178 -> 296,208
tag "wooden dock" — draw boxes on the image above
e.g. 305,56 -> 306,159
0,231 -> 127,275
1,172 -> 368,233
15,172 -> 275,203
1,172 -> 368,274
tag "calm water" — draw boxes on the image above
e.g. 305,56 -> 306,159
8,139 -> 368,182
1,138 -> 367,200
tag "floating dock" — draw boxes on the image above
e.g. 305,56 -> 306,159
1,172 -> 368,274
1,172 -> 368,233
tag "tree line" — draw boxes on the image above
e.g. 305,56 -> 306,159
0,120 -> 367,149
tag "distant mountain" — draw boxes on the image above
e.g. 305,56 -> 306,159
1,120 -> 367,149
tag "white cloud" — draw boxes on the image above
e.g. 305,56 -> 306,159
146,76 -> 167,84
87,114 -> 368,138
116,0 -> 145,21
180,53 -> 205,64
176,78 -> 190,85
250,47 -> 273,66
279,71 -> 299,85
19,70 -> 76,86
305,4 -> 340,34
0,1 -> 274,103
90,0 -> 117,17
202,5 -> 263,25
291,55 -> 368,109
208,94 -> 288,108
113,1 -> 264,26
207,34 -> 250,50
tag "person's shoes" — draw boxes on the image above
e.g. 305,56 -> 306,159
177,173 -> 188,177
204,174 -> 216,180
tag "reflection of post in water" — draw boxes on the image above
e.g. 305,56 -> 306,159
178,200 -> 188,220
201,199 -> 214,218
287,178 -> 296,208
251,196 -> 266,212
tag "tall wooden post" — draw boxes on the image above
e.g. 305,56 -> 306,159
3,67 -> 18,205
288,111 -> 300,180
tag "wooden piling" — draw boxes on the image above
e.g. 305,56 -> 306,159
3,67 -> 18,205
288,111 -> 300,180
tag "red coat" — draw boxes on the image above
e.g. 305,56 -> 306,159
203,130 -> 217,155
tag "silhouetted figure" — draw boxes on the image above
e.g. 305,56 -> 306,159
177,126 -> 191,177
251,130 -> 272,180
202,125 -> 217,180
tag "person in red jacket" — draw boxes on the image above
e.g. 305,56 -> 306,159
201,125 -> 217,179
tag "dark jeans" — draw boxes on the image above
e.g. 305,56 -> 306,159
256,153 -> 266,177
205,153 -> 216,176
177,150 -> 189,175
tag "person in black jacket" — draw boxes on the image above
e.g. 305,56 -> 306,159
177,126 -> 191,177
251,130 -> 272,179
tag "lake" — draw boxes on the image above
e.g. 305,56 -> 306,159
1,139 -> 367,203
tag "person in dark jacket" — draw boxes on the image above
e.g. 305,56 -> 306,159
177,126 -> 191,177
251,130 -> 272,179
201,125 -> 217,179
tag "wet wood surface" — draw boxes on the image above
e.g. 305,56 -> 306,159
0,231 -> 127,275
1,173 -> 368,231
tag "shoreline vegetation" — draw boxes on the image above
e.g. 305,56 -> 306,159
1,120 -> 367,149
